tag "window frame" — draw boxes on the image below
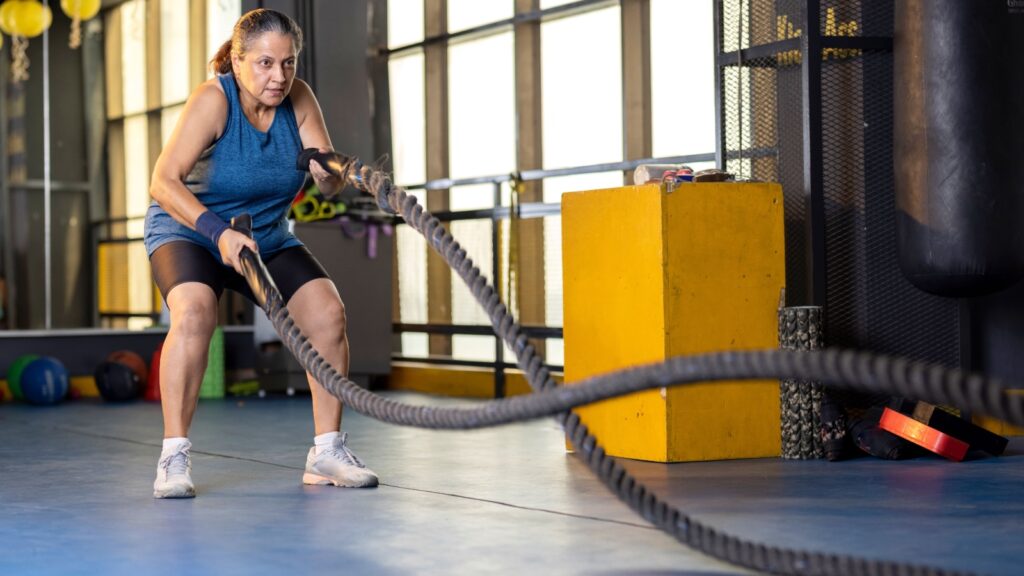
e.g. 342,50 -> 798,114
380,0 -> 716,396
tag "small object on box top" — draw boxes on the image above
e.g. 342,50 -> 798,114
693,168 -> 733,182
635,164 -> 684,185
674,166 -> 694,183
661,170 -> 678,192
878,407 -> 969,462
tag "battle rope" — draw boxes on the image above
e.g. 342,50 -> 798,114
226,150 -> 1021,576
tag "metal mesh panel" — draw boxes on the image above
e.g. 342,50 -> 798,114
821,50 -> 959,367
820,52 -> 869,352
775,59 -> 807,306
819,0 -> 893,38
720,0 -> 745,52
718,0 -> 960,377
721,0 -> 799,52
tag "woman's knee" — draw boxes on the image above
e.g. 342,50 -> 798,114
290,280 -> 348,340
315,297 -> 348,340
300,295 -> 347,344
168,289 -> 218,339
173,302 -> 217,338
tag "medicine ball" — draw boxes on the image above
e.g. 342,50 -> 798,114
106,350 -> 148,384
95,350 -> 149,402
20,356 -> 69,405
6,353 -> 40,401
94,360 -> 143,402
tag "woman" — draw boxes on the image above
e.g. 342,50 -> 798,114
145,9 -> 377,498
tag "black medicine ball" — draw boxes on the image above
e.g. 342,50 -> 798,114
94,361 -> 143,402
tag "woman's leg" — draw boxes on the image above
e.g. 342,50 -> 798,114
161,282 -> 219,438
153,281 -> 218,498
285,278 -> 347,435
286,277 -> 377,487
149,241 -> 224,498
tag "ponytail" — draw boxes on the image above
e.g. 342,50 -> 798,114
209,39 -> 233,75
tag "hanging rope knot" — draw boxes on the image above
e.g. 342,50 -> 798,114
11,35 -> 29,83
69,1 -> 83,49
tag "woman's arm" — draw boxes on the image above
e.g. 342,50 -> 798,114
290,79 -> 343,197
149,79 -> 257,272
150,80 -> 226,225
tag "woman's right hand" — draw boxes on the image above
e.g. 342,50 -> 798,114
217,228 -> 259,274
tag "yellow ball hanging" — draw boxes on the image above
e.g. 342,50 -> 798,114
11,0 -> 52,39
61,0 -> 98,49
60,0 -> 99,21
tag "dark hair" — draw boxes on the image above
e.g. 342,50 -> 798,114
208,9 -> 304,75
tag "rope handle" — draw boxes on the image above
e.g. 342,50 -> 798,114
230,214 -> 281,310
296,147 -> 395,214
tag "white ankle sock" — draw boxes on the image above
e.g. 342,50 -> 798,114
162,437 -> 190,455
314,431 -> 339,455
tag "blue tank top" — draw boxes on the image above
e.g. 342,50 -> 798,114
144,73 -> 308,260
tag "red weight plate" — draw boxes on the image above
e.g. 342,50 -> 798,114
879,408 -> 969,462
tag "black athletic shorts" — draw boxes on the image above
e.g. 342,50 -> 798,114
150,241 -> 329,305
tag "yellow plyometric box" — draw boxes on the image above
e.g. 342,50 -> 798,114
562,182 -> 785,462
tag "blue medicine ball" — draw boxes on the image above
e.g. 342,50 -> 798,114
20,356 -> 69,405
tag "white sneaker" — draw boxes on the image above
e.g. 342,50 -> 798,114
302,432 -> 379,488
153,441 -> 196,499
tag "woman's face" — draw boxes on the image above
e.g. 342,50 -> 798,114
232,32 -> 298,107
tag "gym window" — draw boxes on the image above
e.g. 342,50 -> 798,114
385,0 -> 716,371
99,0 -> 241,329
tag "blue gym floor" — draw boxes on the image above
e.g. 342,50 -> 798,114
2,392 -> 1022,576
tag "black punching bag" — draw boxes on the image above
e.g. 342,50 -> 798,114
895,0 -> 1024,297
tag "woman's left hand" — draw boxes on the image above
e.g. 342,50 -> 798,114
309,147 -> 343,198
